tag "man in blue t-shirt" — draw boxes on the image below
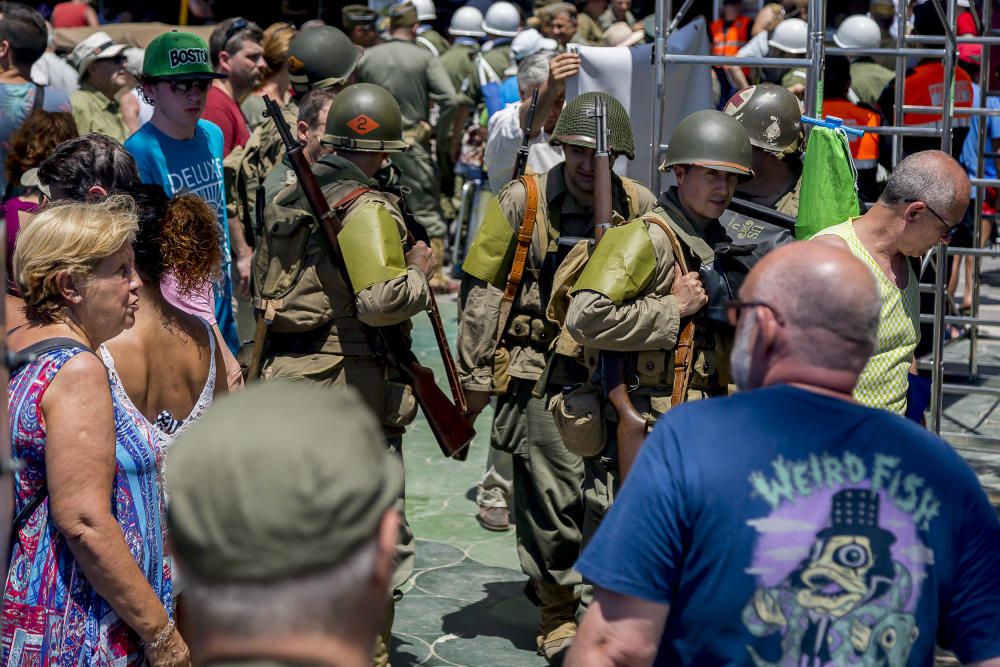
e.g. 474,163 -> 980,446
124,30 -> 240,355
568,242 -> 1000,667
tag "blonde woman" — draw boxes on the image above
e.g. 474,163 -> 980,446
3,198 -> 189,666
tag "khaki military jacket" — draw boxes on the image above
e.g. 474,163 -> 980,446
234,101 -> 299,230
70,83 -> 128,143
357,39 -> 459,129
415,27 -> 451,57
457,163 -> 656,393
481,43 -> 513,80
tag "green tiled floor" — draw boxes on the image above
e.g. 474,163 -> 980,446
392,294 -> 547,667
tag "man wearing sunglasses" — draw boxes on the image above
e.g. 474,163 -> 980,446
813,150 -> 971,417
125,31 -> 240,357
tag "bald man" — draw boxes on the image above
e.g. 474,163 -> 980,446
813,150 -> 970,417
567,242 -> 1000,667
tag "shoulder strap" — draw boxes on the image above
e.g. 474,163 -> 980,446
31,84 -> 45,112
333,186 -> 373,213
494,175 -> 539,346
11,337 -> 94,375
8,485 -> 47,564
642,215 -> 697,408
415,35 -> 440,57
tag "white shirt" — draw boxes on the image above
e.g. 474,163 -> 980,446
31,51 -> 79,98
737,31 -> 770,59
484,100 -> 564,192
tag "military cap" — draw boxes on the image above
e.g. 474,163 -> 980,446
166,383 -> 402,583
389,1 -> 419,28
342,3 -> 378,28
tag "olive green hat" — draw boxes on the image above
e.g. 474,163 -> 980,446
389,1 -> 419,28
342,3 -> 378,29
723,83 -> 803,158
660,109 -> 754,180
550,92 -> 635,160
166,383 -> 402,582
322,83 -> 409,152
287,26 -> 362,94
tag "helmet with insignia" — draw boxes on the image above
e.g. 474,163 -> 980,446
286,26 -> 362,95
723,83 -> 803,158
321,83 -> 409,152
660,109 -> 754,180
549,92 -> 635,160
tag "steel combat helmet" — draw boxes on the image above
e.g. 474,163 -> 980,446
321,83 -> 409,152
287,26 -> 362,94
660,109 -> 754,179
723,83 -> 803,158
550,92 -> 635,160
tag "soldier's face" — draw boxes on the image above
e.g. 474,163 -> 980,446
564,144 -> 596,196
674,164 -> 738,222
298,101 -> 334,163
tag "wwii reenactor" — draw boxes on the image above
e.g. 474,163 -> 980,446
411,0 -> 451,57
357,1 -> 462,293
234,26 -> 361,246
342,3 -> 381,48
253,83 -> 436,667
457,92 -> 656,663
563,109 -> 756,534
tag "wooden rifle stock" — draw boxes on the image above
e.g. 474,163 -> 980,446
263,96 -> 475,460
589,96 -> 647,481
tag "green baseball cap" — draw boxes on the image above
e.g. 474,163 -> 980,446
166,382 -> 403,583
143,30 -> 227,80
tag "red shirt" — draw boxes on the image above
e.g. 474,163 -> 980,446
51,2 -> 89,28
202,86 -> 250,157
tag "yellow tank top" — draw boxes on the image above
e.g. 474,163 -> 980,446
814,220 -> 920,414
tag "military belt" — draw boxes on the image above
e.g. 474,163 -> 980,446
267,321 -> 375,357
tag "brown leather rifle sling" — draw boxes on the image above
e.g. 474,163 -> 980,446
494,175 -> 540,346
246,186 -> 372,381
642,215 -> 697,408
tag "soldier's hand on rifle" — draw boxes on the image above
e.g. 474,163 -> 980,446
406,240 -> 435,280
671,262 -> 708,318
464,389 -> 491,422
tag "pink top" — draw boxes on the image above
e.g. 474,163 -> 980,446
159,272 -> 216,325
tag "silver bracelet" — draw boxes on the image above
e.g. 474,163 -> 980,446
146,619 -> 175,651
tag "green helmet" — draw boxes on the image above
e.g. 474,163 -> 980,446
550,92 -> 635,161
321,83 -> 409,152
287,26 -> 362,94
660,109 -> 753,179
722,83 -> 803,158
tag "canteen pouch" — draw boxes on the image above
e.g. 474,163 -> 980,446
635,350 -> 669,386
382,380 -> 418,429
506,313 -> 532,345
550,383 -> 606,458
492,346 -> 511,396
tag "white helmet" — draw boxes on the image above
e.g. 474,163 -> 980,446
450,6 -> 486,38
768,18 -> 807,54
411,0 -> 436,21
483,1 -> 521,37
833,14 -> 882,50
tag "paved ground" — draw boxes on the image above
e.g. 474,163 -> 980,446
235,253 -> 1000,667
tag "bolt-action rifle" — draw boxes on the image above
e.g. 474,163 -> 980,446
261,95 -> 475,460
590,97 -> 648,482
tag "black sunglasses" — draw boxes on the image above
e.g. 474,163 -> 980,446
163,79 -> 212,94
222,18 -> 250,49
726,300 -> 786,327
906,199 -> 961,241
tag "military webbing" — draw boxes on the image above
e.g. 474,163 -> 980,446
642,214 -> 697,408
494,175 -> 540,347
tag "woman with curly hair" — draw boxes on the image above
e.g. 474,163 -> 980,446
102,183 -> 230,442
3,109 -> 78,267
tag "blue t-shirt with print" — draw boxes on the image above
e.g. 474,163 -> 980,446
0,83 -> 71,195
125,119 -> 239,353
576,385 -> 1000,666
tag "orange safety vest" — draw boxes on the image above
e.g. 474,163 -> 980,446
710,15 -> 751,56
903,62 -> 973,128
824,99 -> 880,169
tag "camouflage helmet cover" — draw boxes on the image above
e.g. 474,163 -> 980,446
321,83 -> 409,152
723,83 -> 803,158
549,92 -> 635,160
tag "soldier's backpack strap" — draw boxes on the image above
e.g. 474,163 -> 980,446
494,174 -> 540,347
642,213 -> 697,408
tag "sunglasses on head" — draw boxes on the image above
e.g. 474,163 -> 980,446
222,17 -> 250,48
163,79 -> 212,94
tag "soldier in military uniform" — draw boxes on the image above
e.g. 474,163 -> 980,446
255,83 -> 435,667
357,1 -> 462,293
342,4 -> 381,48
235,26 -> 361,246
722,82 -> 804,218
411,0 -> 451,57
457,92 -> 656,663
481,1 -> 521,81
563,109 -> 755,536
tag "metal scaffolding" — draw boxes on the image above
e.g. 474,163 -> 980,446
652,0 -> 1000,448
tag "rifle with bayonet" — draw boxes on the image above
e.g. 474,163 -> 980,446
590,97 -> 648,483
261,95 -> 475,460
511,88 -> 539,180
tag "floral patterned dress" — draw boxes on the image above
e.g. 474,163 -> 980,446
2,343 -> 171,666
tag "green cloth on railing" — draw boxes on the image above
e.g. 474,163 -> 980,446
796,126 -> 860,240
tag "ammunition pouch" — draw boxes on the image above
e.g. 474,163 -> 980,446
492,346 -> 511,396
550,382 -> 606,458
383,380 -> 418,429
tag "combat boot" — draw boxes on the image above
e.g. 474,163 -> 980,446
535,580 -> 580,664
428,236 -> 458,294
